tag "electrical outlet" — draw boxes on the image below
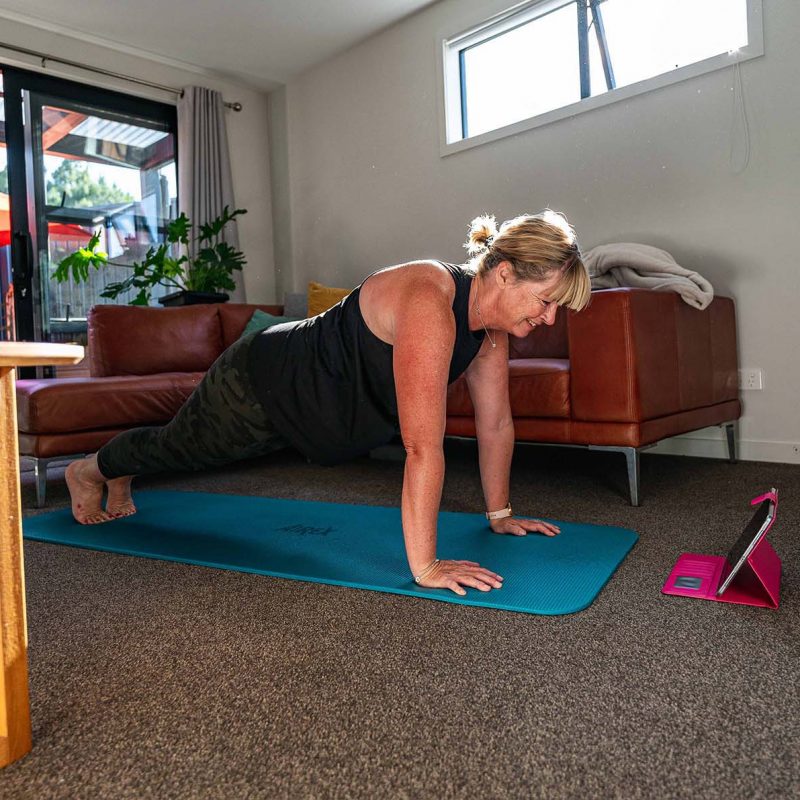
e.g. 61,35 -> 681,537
738,368 -> 763,391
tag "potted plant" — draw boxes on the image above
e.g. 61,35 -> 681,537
54,206 -> 247,306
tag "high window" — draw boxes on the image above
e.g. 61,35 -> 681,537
440,0 -> 762,152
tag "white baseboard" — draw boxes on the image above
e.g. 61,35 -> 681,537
651,432 -> 800,464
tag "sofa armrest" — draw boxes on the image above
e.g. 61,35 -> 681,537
567,288 -> 739,422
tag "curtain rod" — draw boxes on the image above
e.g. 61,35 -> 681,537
0,40 -> 243,111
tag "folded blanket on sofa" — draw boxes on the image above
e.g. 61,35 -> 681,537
584,243 -> 714,310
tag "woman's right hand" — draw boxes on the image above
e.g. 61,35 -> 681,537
416,559 -> 504,596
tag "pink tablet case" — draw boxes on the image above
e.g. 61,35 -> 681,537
662,490 -> 781,609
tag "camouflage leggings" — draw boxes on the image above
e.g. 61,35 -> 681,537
96,332 -> 287,479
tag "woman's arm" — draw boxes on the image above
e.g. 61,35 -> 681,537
391,269 -> 503,595
465,333 -> 514,514
465,335 -> 560,537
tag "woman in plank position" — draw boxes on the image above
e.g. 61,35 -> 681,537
67,210 -> 590,595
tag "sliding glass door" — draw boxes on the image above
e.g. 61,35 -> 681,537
0,65 -> 177,355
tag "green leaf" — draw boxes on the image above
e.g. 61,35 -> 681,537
197,206 -> 247,242
100,276 -> 136,298
53,229 -> 107,284
167,213 -> 191,245
162,256 -> 186,278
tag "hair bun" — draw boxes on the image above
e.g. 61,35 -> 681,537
464,214 -> 499,255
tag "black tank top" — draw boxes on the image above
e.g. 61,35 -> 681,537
246,262 -> 485,465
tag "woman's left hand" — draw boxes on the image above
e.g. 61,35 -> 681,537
489,517 -> 560,537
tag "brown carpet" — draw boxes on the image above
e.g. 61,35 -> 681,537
3,442 -> 798,799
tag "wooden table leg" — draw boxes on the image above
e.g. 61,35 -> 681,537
0,365 -> 32,767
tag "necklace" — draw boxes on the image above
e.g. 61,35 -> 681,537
474,280 -> 496,349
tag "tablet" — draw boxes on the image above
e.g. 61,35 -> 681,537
716,488 -> 777,597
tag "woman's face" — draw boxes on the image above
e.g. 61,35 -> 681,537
493,263 -> 561,338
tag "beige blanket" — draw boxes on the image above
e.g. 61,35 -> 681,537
584,243 -> 714,310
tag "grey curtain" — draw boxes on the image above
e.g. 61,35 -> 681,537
177,86 -> 245,301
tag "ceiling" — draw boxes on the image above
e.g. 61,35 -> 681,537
0,0 -> 438,90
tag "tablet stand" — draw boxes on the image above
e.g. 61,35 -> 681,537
662,490 -> 781,609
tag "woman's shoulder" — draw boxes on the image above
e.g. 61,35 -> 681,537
365,260 -> 459,294
359,261 -> 460,343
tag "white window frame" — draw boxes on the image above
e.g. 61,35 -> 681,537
437,0 -> 763,157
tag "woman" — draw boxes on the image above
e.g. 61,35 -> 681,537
66,210 -> 591,596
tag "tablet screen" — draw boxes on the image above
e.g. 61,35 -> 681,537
717,498 -> 774,596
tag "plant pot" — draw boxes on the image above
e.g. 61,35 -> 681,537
158,291 -> 230,307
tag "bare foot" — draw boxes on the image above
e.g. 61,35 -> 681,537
106,476 -> 136,519
65,458 -> 114,525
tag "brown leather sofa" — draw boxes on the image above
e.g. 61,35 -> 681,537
17,288 -> 740,507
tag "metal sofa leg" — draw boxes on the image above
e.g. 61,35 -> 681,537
624,447 -> 641,507
588,445 -> 643,506
724,423 -> 737,464
33,458 -> 47,508
27,454 -> 86,508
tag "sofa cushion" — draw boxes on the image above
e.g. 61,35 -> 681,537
307,281 -> 351,317
446,359 -> 570,419
218,303 -> 285,348
508,307 -> 569,359
509,359 -> 570,417
16,373 -> 204,434
88,305 -> 223,377
241,310 -> 300,338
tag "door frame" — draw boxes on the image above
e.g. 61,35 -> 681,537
2,64 -> 178,342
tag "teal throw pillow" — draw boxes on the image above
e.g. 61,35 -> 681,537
242,309 -> 300,337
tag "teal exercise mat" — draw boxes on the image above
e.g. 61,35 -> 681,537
24,491 -> 638,615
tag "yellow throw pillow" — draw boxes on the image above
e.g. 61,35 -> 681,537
307,281 -> 351,317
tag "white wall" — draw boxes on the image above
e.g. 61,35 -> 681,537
0,15 -> 277,303
275,0 -> 800,464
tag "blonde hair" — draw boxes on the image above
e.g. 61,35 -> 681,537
464,210 -> 591,312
